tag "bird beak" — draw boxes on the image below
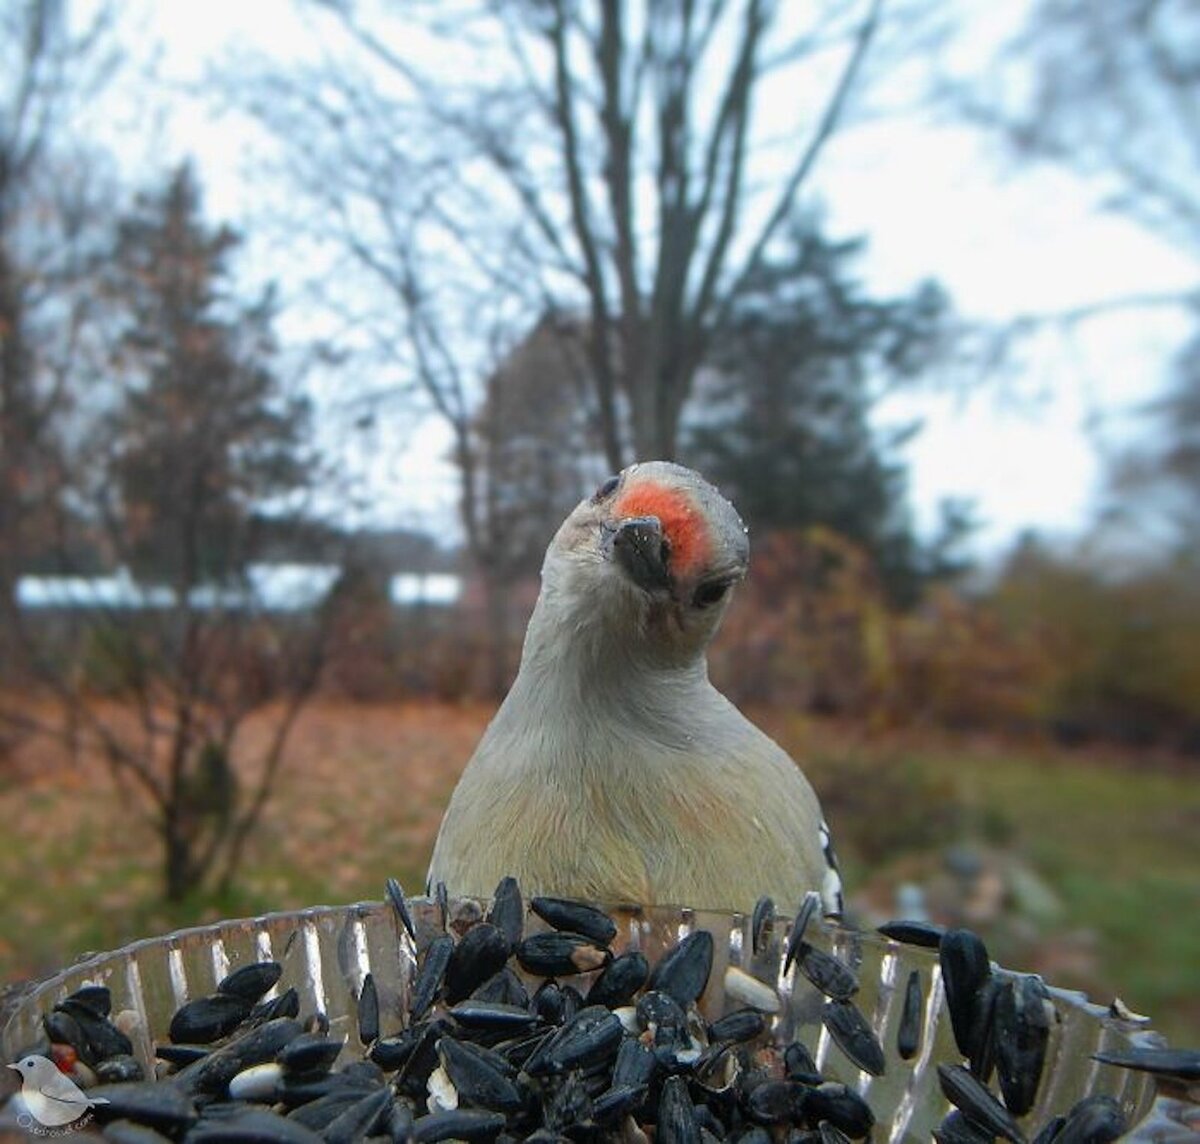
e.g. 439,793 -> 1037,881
5,1063 -> 17,1073
609,515 -> 672,592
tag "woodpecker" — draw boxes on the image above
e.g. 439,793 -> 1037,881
428,461 -> 843,916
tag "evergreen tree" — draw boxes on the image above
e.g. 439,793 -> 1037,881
101,163 -> 313,588
685,222 -> 967,605
67,163 -> 327,903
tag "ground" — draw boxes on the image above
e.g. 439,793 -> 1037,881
0,699 -> 1196,1046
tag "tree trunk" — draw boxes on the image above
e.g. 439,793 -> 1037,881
163,818 -> 194,903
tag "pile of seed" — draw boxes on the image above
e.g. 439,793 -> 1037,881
4,876 -> 1194,1144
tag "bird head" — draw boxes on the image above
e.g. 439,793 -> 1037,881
8,1057 -> 49,1081
539,461 -> 749,665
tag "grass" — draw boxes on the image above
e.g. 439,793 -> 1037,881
1,699 -> 1196,1045
759,713 -> 1200,1043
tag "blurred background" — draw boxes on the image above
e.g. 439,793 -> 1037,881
0,0 -> 1196,1043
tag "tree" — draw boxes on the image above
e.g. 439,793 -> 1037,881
1104,328 -> 1200,555
946,1 -> 1198,363
684,221 -> 968,603
234,0 -> 949,690
0,0 -> 119,667
100,165 -> 314,587
7,164 -> 332,902
951,0 -> 1199,553
470,313 -> 601,690
960,0 -> 1198,259
238,0 -> 918,481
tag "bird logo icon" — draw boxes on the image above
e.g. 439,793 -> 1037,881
7,1054 -> 110,1129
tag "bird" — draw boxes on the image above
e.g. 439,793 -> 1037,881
428,461 -> 843,916
7,1054 -> 110,1129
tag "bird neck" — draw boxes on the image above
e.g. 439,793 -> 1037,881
510,587 -> 712,722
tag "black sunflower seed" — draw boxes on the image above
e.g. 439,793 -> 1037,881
783,1040 -> 821,1085
84,1081 -> 199,1134
937,1063 -> 1027,1144
66,983 -> 113,1017
659,1074 -> 702,1144
586,950 -> 649,1009
250,986 -> 300,1024
277,1031 -> 344,1075
995,974 -> 1053,1116
897,969 -> 923,1061
877,919 -> 945,948
525,1005 -> 624,1076
95,1054 -> 145,1084
635,989 -> 689,1045
1053,1094 -> 1127,1144
278,1073 -> 380,1111
446,923 -> 510,1003
611,1036 -> 656,1089
322,1086 -> 395,1144
1030,1115 -> 1066,1144
156,1044 -> 210,1068
934,1109 -> 996,1144
751,896 -> 775,955
43,1009 -> 85,1056
98,1120 -> 176,1144
168,993 -> 251,1045
970,975 -> 1002,1082
803,1083 -> 874,1140
530,980 -> 566,1026
488,876 -> 525,949
437,1036 -> 525,1113
449,1000 -> 541,1033
178,1017 -> 304,1096
370,1027 -> 424,1072
412,1108 -> 508,1143
747,1080 -> 809,1126
592,1083 -> 648,1123
293,1098 -> 364,1132
192,1106 -> 328,1142
795,943 -> 859,1000
822,999 -> 885,1077
708,1008 -> 766,1044
411,933 -> 455,1020
217,961 -> 283,1004
529,896 -> 617,947
387,877 -> 418,942
548,1073 -> 597,1133
357,972 -> 379,1045
647,930 -> 713,1006
940,929 -> 992,1064
784,893 -> 821,974
819,1122 -> 853,1144
471,966 -> 530,1008
55,997 -> 134,1062
516,931 -> 610,977
1092,1047 -> 1200,1081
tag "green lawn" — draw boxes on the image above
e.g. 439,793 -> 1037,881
773,721 -> 1200,1045
2,702 -> 1196,1046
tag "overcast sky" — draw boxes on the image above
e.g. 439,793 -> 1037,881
99,0 -> 1198,557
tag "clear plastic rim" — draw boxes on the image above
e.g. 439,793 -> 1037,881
0,898 -> 1189,1142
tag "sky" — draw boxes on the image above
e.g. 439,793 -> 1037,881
98,0 -> 1198,558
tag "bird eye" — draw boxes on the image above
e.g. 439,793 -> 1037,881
592,474 -> 620,502
692,580 -> 730,609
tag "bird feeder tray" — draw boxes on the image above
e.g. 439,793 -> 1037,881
1,899 -> 1194,1141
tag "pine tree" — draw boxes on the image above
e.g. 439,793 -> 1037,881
102,163 -> 313,589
